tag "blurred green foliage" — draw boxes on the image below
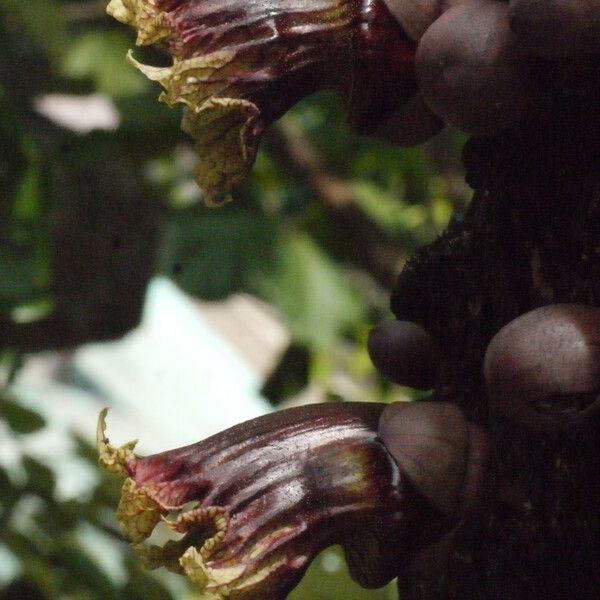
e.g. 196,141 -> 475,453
0,399 -> 179,599
0,0 -> 470,598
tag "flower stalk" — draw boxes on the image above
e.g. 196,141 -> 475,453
97,403 -> 452,599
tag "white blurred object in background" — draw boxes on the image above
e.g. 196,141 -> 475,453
5,277 -> 288,499
33,94 -> 120,134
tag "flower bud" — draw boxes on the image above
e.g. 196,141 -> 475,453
484,304 -> 600,431
415,0 -> 530,136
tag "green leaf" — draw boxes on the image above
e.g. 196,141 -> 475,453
0,149 -> 53,311
258,232 -> 365,348
351,180 -> 427,239
0,398 -> 45,434
72,435 -> 99,466
55,545 -> 121,600
0,464 -> 20,511
123,559 -> 176,600
0,578 -> 47,600
159,204 -> 276,300
35,500 -> 81,539
62,31 -> 150,98
2,0 -> 68,62
21,457 -> 55,500
0,108 -> 27,207
3,531 -> 59,596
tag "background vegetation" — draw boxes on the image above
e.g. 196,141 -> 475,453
0,1 -> 470,598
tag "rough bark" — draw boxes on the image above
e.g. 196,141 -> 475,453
391,59 -> 600,598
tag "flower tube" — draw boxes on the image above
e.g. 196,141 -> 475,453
106,0 -> 417,202
98,402 -> 489,599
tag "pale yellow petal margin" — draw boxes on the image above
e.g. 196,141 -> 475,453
106,0 -> 170,46
183,100 -> 261,206
97,410 -> 160,543
177,524 -> 297,599
96,408 -> 137,476
126,494 -> 286,599
127,50 -> 239,109
117,478 -> 163,544
178,544 -> 288,600
179,547 -> 247,597
127,51 -> 261,204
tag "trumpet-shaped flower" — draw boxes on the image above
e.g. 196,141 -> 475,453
97,403 -> 451,599
107,0 -> 416,202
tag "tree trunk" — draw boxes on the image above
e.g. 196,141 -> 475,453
390,59 -> 600,598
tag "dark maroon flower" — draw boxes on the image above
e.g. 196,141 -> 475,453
98,402 -> 488,599
98,403 -> 447,600
106,0 -> 416,203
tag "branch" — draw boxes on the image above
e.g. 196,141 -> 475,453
267,119 -> 407,288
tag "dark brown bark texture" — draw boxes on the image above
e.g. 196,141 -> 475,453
391,58 -> 600,599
